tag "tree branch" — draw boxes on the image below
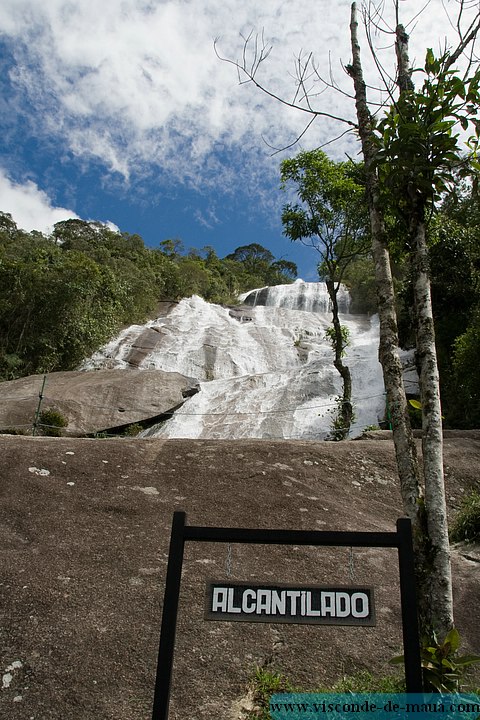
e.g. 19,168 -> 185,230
214,35 -> 357,129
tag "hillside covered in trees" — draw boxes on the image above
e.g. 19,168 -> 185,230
0,213 -> 296,382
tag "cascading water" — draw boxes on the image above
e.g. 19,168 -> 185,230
83,280 -> 403,440
240,280 -> 351,314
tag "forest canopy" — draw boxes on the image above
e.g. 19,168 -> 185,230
0,214 -> 297,381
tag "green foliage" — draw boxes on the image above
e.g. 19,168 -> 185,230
0,214 -> 295,381
280,150 -> 370,283
246,668 -> 296,720
328,408 -> 354,441
0,353 -> 24,381
427,209 -> 480,428
325,325 -> 350,358
392,628 -> 480,693
246,668 -> 404,719
0,217 -> 165,376
324,325 -> 353,440
226,243 -> 274,270
450,491 -> 480,544
121,423 -> 143,437
372,47 -> 480,431
376,49 -> 480,217
452,312 -> 480,427
224,243 -> 297,295
324,670 -> 404,694
158,241 -> 297,303
39,407 -> 68,437
158,238 -> 184,257
341,257 -> 377,314
326,395 -> 355,442
281,151 -> 366,442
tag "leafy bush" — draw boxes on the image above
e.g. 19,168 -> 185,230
452,314 -> 480,428
326,395 -> 355,441
450,491 -> 480,544
121,423 -> 143,437
38,407 -> 68,437
391,628 -> 480,692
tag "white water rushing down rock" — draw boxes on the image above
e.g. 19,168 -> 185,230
83,281 -> 404,440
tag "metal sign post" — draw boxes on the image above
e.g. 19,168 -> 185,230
151,512 -> 423,720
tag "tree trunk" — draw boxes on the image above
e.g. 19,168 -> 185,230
326,279 -> 353,438
396,20 -> 454,638
348,2 -> 432,634
349,2 -> 422,524
412,214 -> 454,637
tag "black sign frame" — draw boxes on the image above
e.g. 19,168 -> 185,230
151,512 -> 422,720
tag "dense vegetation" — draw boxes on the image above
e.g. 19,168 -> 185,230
0,213 -> 296,381
1,176 -> 480,432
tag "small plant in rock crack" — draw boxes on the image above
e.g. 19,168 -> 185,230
246,667 -> 295,720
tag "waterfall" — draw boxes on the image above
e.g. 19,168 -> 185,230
240,279 -> 350,314
83,282 -> 389,439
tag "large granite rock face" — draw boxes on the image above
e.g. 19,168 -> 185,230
0,370 -> 199,435
0,435 -> 479,720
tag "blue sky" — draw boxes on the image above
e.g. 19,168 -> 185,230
0,0 -> 475,280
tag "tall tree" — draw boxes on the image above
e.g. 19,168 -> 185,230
225,243 -> 275,275
280,149 -> 370,438
349,2 -> 480,639
371,18 -> 480,635
219,0 -> 480,641
347,4 -> 433,635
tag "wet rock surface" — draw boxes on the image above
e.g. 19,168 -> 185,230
0,434 -> 479,719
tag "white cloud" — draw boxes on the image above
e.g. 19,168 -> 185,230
0,0 -> 476,194
0,170 -> 78,232
194,206 -> 221,229
0,170 -> 120,234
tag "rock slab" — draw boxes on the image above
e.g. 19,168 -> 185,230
0,435 -> 479,720
0,369 -> 199,435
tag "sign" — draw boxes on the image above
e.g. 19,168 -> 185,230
152,515 -> 422,720
205,582 -> 376,626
